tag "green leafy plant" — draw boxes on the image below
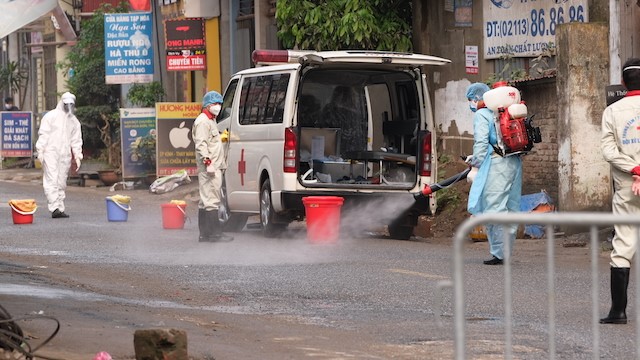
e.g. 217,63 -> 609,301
275,0 -> 412,51
435,154 -> 463,214
127,81 -> 165,107
488,43 -> 556,84
0,61 -> 27,102
530,42 -> 556,77
485,51 -> 530,84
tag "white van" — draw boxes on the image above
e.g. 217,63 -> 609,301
217,50 -> 450,239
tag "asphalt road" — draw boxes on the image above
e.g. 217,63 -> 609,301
0,176 -> 637,359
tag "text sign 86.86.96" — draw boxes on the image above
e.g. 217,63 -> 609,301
483,1 -> 588,59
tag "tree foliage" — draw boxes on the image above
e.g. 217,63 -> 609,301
275,0 -> 413,52
58,2 -> 129,168
0,61 -> 28,100
127,81 -> 165,107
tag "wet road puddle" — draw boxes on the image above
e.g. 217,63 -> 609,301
0,283 -> 195,310
0,283 -> 255,314
0,283 -> 108,301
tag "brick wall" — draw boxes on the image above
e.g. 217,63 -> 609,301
518,78 -> 559,203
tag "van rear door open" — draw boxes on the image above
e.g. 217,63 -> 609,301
219,50 -> 450,239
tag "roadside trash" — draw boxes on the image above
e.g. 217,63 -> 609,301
109,181 -> 135,191
149,169 -> 191,194
469,215 -> 488,242
93,351 -> 112,360
520,190 -> 556,238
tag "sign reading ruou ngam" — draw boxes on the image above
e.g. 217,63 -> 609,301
483,0 -> 588,59
104,12 -> 154,84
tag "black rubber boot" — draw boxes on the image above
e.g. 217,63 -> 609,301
210,210 -> 233,242
198,209 -> 211,242
600,267 -> 630,324
52,209 -> 69,218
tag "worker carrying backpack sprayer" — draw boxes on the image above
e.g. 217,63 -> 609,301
413,81 -> 542,200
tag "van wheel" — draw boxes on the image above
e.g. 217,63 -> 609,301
220,178 -> 248,232
387,215 -> 415,240
260,180 -> 287,237
388,224 -> 414,240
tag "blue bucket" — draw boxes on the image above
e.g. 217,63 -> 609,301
106,197 -> 130,222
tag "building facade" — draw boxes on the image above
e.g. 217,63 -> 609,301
3,0 -> 640,214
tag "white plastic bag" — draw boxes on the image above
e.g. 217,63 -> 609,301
149,169 -> 192,194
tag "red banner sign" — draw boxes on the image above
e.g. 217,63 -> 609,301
164,18 -> 206,72
164,18 -> 205,50
166,50 -> 206,71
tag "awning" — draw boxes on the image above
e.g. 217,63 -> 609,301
0,0 -> 59,39
51,4 -> 77,43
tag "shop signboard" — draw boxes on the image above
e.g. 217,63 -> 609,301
120,108 -> 156,178
164,18 -> 206,71
1,111 -> 33,158
483,1 -> 588,59
104,12 -> 154,84
155,102 -> 201,176
606,85 -> 627,106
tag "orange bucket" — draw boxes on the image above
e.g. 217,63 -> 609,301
302,196 -> 344,244
9,199 -> 37,225
161,202 -> 187,229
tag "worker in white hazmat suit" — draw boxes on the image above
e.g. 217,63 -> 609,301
600,57 -> 640,324
35,92 -> 83,218
192,90 -> 233,242
465,82 -> 523,265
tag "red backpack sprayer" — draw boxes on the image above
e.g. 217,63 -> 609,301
484,81 -> 541,157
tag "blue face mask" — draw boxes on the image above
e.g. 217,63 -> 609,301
469,100 -> 478,113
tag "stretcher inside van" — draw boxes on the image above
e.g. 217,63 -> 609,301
217,50 -> 450,239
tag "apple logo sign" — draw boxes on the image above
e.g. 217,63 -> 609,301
169,121 -> 191,148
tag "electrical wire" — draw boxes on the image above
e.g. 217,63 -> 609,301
0,303 -> 63,360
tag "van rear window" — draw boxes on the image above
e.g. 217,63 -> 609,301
239,73 -> 290,125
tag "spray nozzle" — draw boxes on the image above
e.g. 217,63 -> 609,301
413,185 -> 433,200
412,167 -> 472,202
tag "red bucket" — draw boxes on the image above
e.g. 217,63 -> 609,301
9,203 -> 36,224
161,203 -> 187,229
302,196 -> 344,244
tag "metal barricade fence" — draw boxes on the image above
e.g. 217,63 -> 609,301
451,212 -> 640,360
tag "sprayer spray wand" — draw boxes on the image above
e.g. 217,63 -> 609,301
413,155 -> 472,200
